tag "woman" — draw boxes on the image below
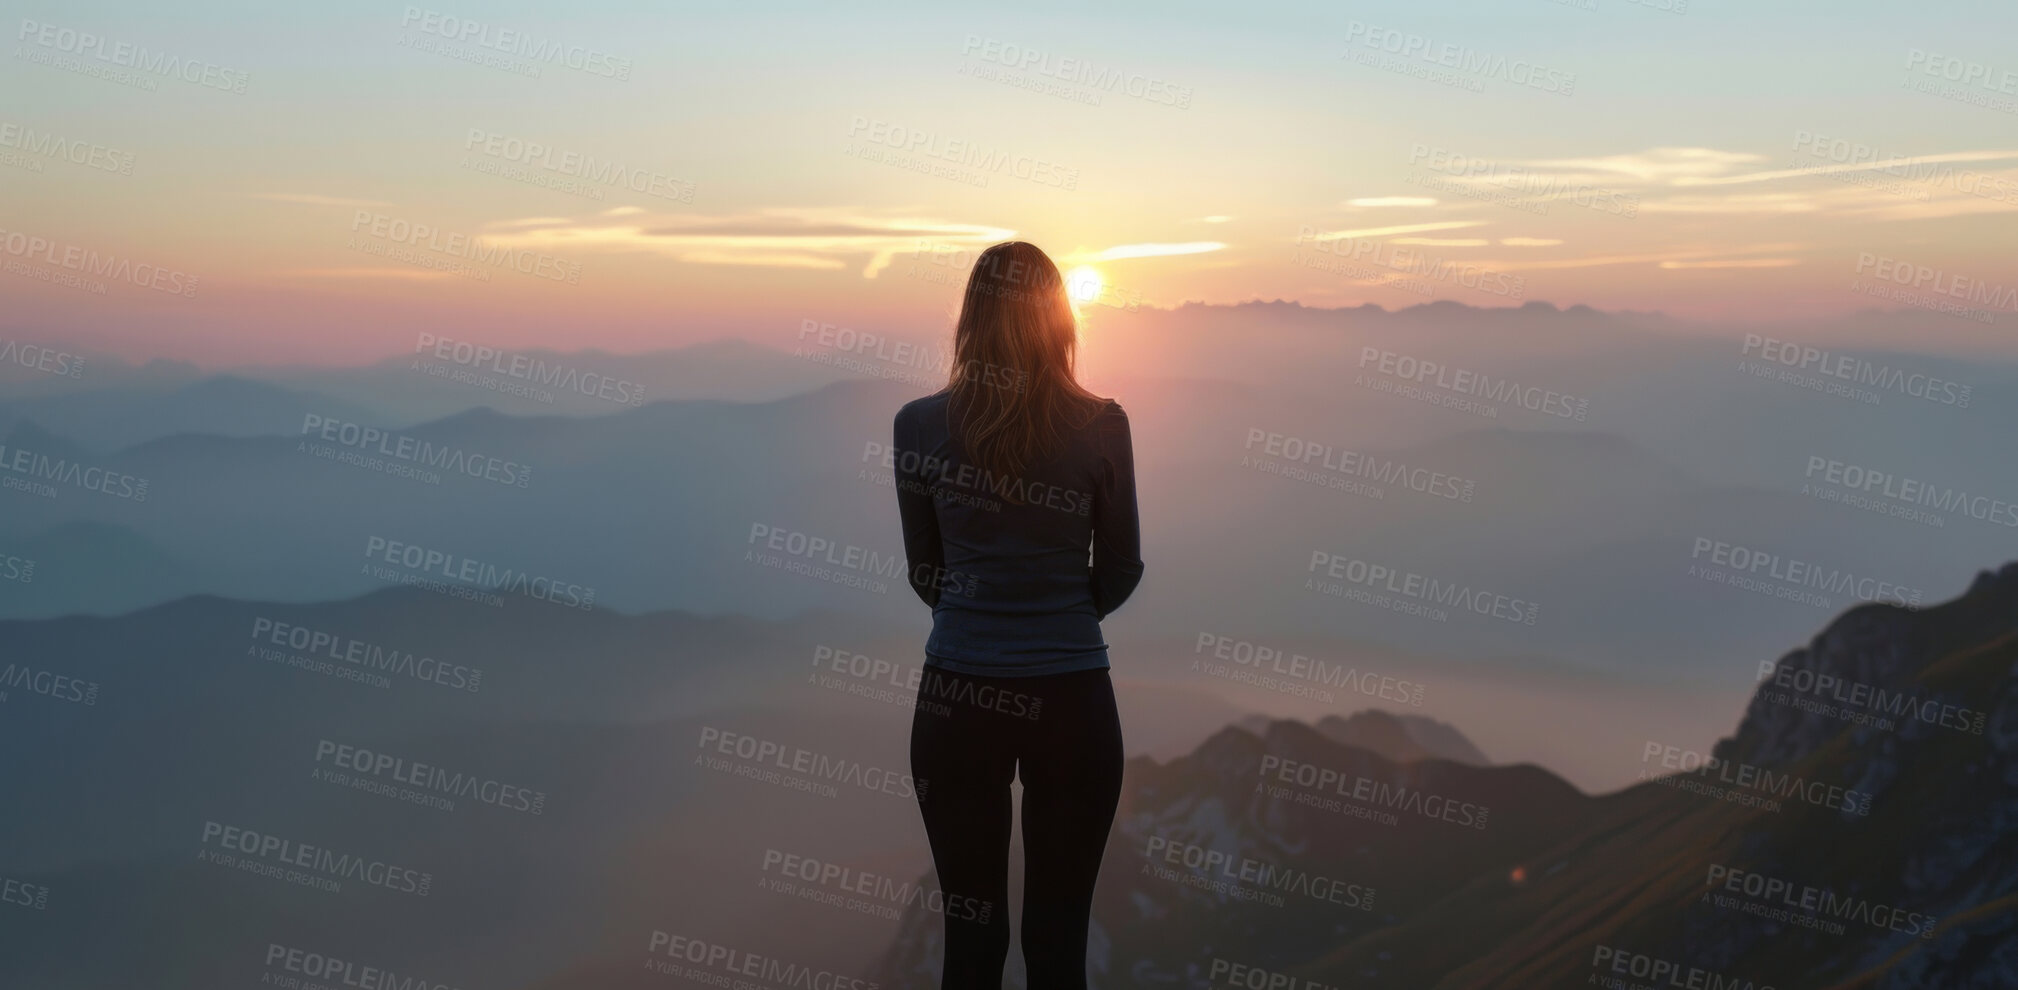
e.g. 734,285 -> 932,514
892,241 -> 1143,989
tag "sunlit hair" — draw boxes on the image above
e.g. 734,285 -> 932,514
945,241 -> 1105,497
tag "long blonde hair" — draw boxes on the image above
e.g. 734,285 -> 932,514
945,241 -> 1104,494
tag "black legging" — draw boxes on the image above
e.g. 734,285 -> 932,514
909,665 -> 1125,989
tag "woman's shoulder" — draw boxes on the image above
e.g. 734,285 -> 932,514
895,390 -> 953,426
1064,395 -> 1128,449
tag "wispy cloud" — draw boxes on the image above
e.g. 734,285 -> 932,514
1425,144 -> 2018,221
475,207 -> 1015,277
1347,196 -> 1438,208
1676,152 -> 2018,221
1392,237 -> 1489,247
1479,243 -> 1805,272
1500,237 -> 1562,247
1310,220 -> 1486,241
495,216 -> 578,228
1659,258 -> 1800,269
1677,150 -> 2018,187
279,267 -> 456,280
1487,252 -> 1685,272
251,192 -> 391,207
1635,194 -> 1818,215
676,252 -> 846,270
1067,242 -> 1227,263
1518,147 -> 1766,184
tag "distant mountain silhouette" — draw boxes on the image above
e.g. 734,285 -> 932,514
1316,710 -> 1491,766
0,376 -> 385,454
0,364 -> 1993,687
1232,710 -> 1490,766
263,337 -> 864,422
2,520 -> 206,618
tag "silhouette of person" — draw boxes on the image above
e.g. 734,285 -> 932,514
894,241 -> 1143,989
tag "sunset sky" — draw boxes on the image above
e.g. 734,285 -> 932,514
5,0 -> 2017,364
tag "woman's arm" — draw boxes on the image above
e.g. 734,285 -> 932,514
893,407 -> 946,608
1090,402 -> 1144,618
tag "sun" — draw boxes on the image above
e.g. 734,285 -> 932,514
1065,266 -> 1104,304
